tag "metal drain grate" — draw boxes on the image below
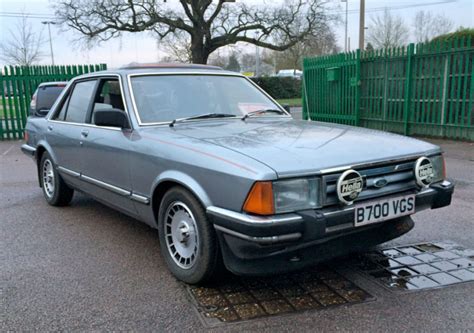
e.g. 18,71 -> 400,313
349,241 -> 474,292
187,265 -> 372,326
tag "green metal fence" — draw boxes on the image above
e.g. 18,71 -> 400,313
0,64 -> 107,140
303,38 -> 474,140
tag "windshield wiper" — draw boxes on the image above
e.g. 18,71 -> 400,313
241,108 -> 287,121
169,113 -> 237,127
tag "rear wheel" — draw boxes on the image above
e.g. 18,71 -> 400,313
158,186 -> 222,284
40,152 -> 74,206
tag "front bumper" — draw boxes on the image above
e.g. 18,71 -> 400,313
207,181 -> 454,276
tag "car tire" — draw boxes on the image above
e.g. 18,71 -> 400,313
158,186 -> 222,284
40,152 -> 74,206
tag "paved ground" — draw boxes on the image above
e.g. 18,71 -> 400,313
1,138 -> 473,332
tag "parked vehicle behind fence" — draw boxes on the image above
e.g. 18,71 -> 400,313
29,82 -> 67,117
21,64 -> 454,284
276,69 -> 302,79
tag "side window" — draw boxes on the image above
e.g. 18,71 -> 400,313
91,79 -> 125,125
94,80 -> 124,110
64,80 -> 97,123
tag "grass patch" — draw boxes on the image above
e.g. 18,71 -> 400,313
276,98 -> 302,107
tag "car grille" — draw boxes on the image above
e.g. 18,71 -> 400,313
322,159 -> 418,206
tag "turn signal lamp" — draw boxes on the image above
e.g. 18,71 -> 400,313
243,181 -> 275,215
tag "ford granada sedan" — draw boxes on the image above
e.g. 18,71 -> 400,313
22,64 -> 454,284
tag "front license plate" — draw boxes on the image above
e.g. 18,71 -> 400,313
354,194 -> 415,227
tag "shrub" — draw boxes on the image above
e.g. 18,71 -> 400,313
431,27 -> 474,46
250,76 -> 301,99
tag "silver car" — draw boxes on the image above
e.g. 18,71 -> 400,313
22,64 -> 454,284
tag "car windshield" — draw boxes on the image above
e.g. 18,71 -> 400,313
130,74 -> 284,124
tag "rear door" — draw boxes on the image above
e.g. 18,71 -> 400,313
46,79 -> 98,187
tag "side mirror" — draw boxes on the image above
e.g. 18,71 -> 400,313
282,104 -> 291,113
94,108 -> 129,128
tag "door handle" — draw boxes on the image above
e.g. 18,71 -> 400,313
81,129 -> 89,137
47,125 -> 53,131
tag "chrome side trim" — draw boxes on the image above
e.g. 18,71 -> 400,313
48,120 -> 123,131
81,174 -> 131,197
207,206 -> 303,225
130,193 -> 150,204
57,166 -> 80,178
57,165 -> 151,204
214,225 -> 302,244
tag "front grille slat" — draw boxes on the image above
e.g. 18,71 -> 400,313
322,160 -> 417,206
365,170 -> 413,187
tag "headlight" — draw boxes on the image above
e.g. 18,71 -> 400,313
243,178 -> 321,215
430,155 -> 446,183
273,178 -> 321,213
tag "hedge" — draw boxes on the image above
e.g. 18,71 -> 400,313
250,77 -> 301,99
431,28 -> 474,46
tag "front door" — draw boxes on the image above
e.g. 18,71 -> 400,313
78,78 -> 136,215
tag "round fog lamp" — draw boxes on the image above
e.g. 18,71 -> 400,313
337,169 -> 363,204
415,157 -> 434,187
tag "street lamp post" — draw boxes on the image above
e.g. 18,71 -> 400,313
41,21 -> 56,65
359,0 -> 365,50
341,0 -> 348,52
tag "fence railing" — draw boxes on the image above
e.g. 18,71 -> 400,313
0,64 -> 107,140
303,37 -> 473,140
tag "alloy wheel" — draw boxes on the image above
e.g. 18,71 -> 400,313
164,201 -> 199,269
42,159 -> 55,198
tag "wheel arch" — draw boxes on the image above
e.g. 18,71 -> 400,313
35,141 -> 57,188
150,171 -> 212,224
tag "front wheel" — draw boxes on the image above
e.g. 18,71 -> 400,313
40,152 -> 74,206
158,186 -> 222,284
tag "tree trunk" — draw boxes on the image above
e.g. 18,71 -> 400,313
190,34 -> 209,64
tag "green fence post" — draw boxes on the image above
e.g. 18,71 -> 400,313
403,43 -> 415,135
355,49 -> 361,126
0,70 -> 4,140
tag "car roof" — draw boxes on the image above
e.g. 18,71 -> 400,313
73,63 -> 242,79
38,81 -> 68,87
120,63 -> 223,71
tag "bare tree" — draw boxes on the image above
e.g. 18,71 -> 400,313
159,31 -> 193,63
0,14 -> 43,66
273,26 -> 339,71
413,10 -> 453,43
207,52 -> 227,68
55,0 -> 333,64
366,8 -> 409,49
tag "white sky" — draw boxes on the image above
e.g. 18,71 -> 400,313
0,0 -> 473,68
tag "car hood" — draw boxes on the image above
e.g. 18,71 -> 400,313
169,118 -> 441,177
